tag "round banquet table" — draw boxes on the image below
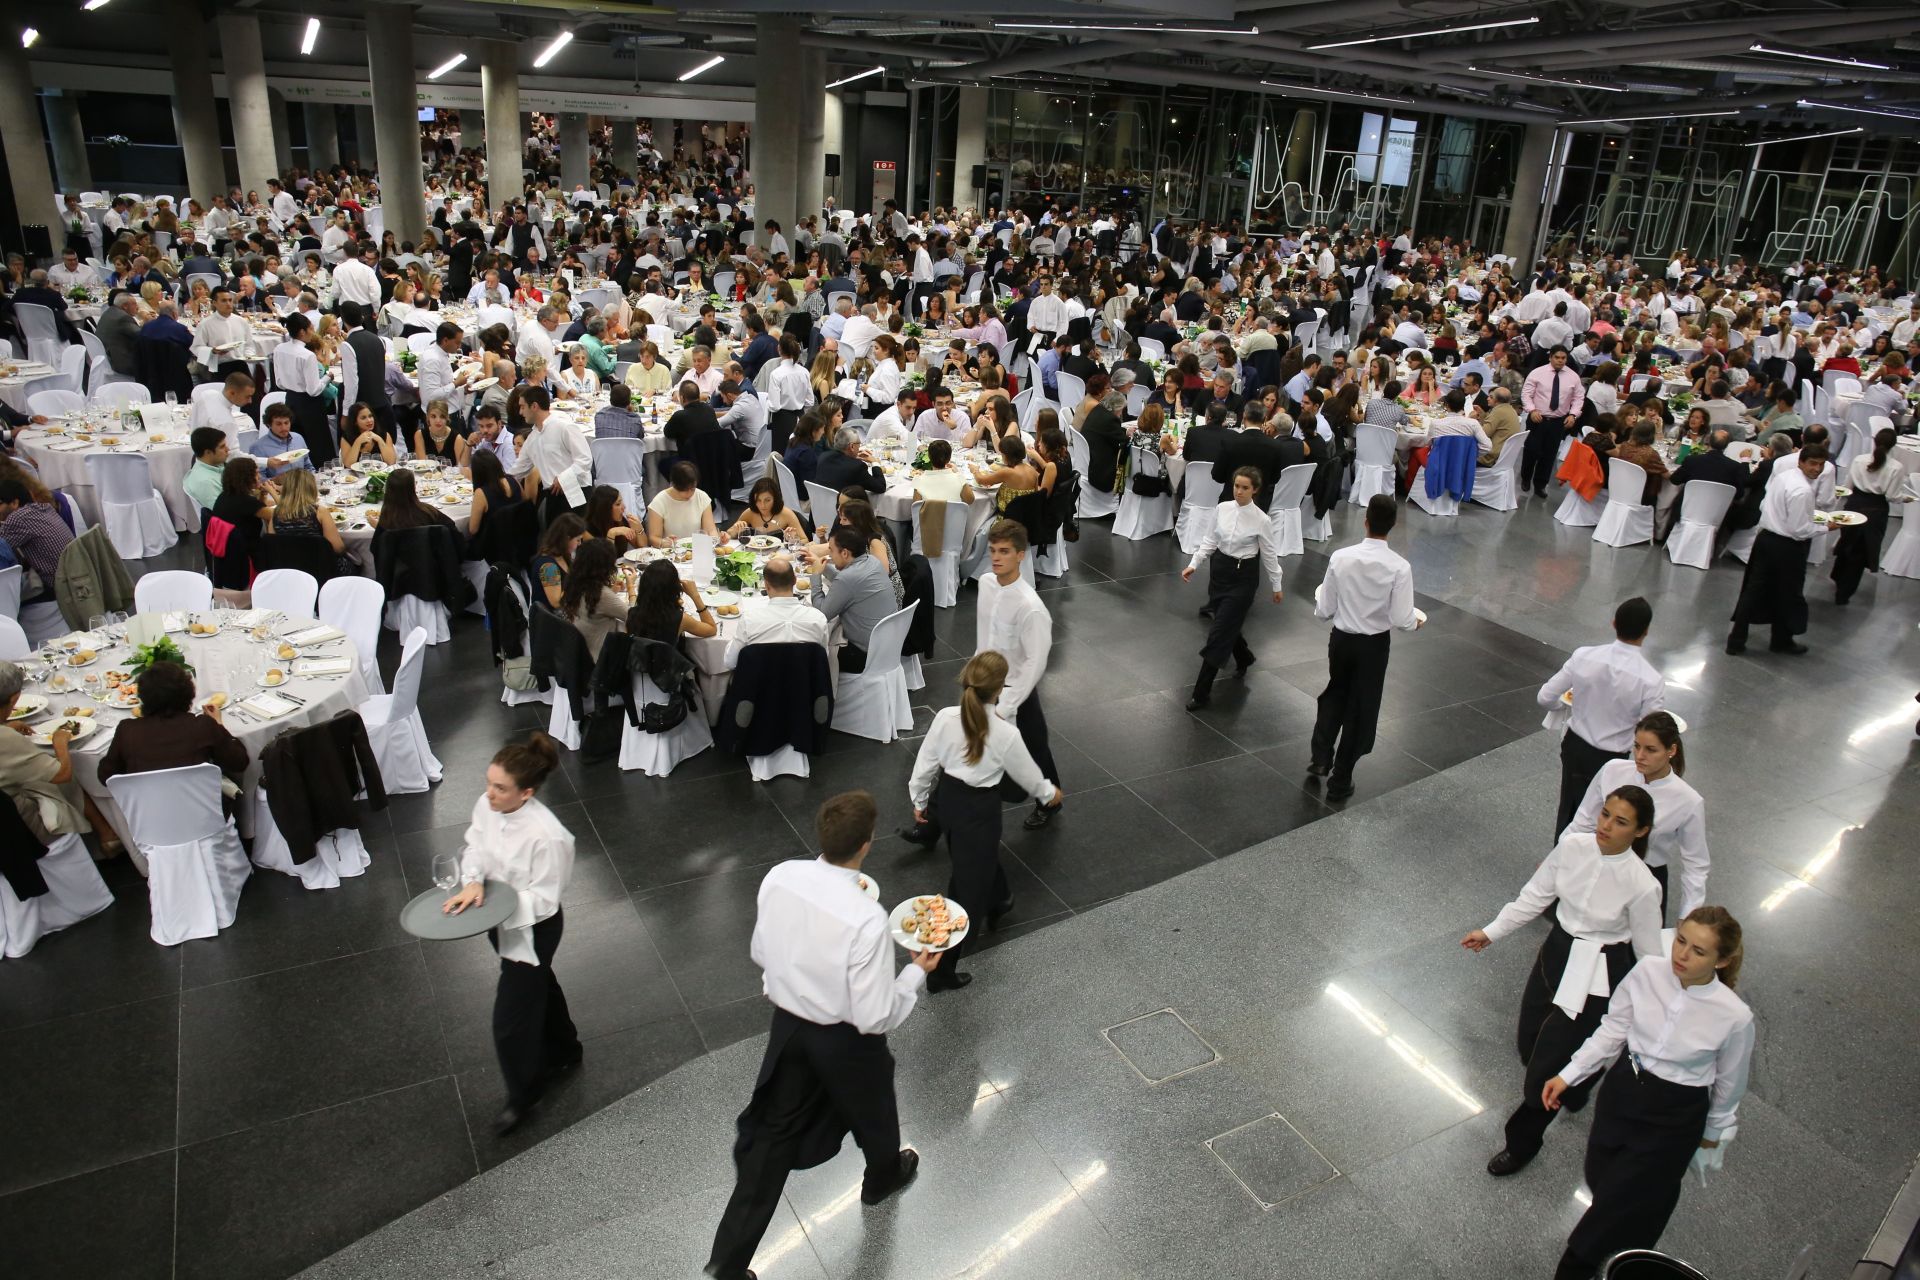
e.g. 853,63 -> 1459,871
864,438 -> 1001,533
320,462 -> 476,573
0,360 -> 62,416
22,613 -> 374,850
15,408 -> 199,529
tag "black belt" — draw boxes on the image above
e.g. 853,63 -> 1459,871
1211,549 -> 1260,566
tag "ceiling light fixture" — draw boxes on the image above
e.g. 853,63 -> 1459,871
1260,79 -> 1414,106
1468,65 -> 1628,93
1742,126 -> 1862,147
1563,109 -> 1743,126
993,21 -> 1259,35
533,30 -> 572,69
1797,98 -> 1920,122
678,54 -> 724,82
21,26 -> 37,47
1309,15 -> 1537,52
427,53 -> 466,80
300,17 -> 319,55
82,0 -> 111,10
826,65 -> 884,89
1749,43 -> 1890,71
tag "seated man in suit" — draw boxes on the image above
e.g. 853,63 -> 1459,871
1658,427 -> 1747,542
1477,386 -> 1524,466
812,425 -> 888,499
1214,403 -> 1303,512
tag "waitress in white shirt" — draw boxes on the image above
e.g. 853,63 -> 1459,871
1182,465 -> 1284,710
271,312 -> 338,465
1543,906 -> 1754,1279
1564,712 -> 1708,921
441,733 -> 580,1136
1464,785 -> 1662,1175
907,652 -> 1062,992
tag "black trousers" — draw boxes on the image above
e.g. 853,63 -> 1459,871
1311,628 -> 1391,784
1013,689 -> 1059,787
1648,862 -> 1670,921
284,388 -> 338,466
490,910 -> 579,1110
769,407 -> 800,456
1199,551 -> 1259,671
1830,491 -> 1890,604
1554,1058 -> 1711,1279
708,1010 -> 902,1278
1522,417 -> 1572,492
1729,528 -> 1811,648
1555,730 -> 1626,838
1503,926 -> 1636,1160
931,774 -> 1006,979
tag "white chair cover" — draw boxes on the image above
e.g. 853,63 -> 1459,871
250,568 -> 319,619
1725,524 -> 1760,564
805,481 -> 842,536
249,788 -> 373,890
106,764 -> 250,946
1348,424 -> 1397,508
770,454 -> 806,522
748,744 -> 811,782
1267,463 -> 1318,556
545,683 -> 585,751
1035,537 -> 1070,578
1472,433 -> 1527,512
912,499 -> 972,608
1882,479 -> 1920,578
1666,481 -> 1737,570
1408,465 -> 1460,517
360,626 -> 442,793
383,595 -> 451,645
1175,463 -> 1225,555
15,302 -> 65,367
618,672 -> 714,775
1806,525 -> 1834,569
319,577 -> 386,694
29,388 -> 85,418
132,569 -> 213,615
0,833 -> 114,959
90,382 -> 152,410
0,614 -> 27,660
85,453 -> 179,558
1113,444 -> 1175,540
1555,485 -> 1607,527
1068,427 -> 1122,520
831,603 -> 916,742
591,436 -> 649,514
1592,459 -> 1654,547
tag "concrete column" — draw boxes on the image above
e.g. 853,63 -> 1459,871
218,11 -> 280,201
795,50 -> 826,226
365,2 -> 426,246
41,92 -> 93,197
823,93 -> 844,206
754,16 -> 804,240
166,0 -> 227,201
268,89 -> 293,176
684,122 -> 702,163
953,87 -> 988,213
352,106 -> 376,169
1503,122 -> 1558,266
480,40 -> 523,210
559,111 -> 590,193
0,36 -> 58,244
304,103 -> 340,173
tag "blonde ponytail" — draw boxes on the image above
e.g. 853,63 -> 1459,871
958,651 -> 1009,766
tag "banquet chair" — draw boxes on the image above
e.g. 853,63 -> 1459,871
0,562 -> 22,621
372,525 -> 462,644
591,436 -> 649,514
530,604 -> 593,751
912,499 -> 971,608
106,763 -> 251,946
14,302 -> 65,367
1472,433 -> 1527,512
1592,459 -> 1655,548
768,454 -> 807,522
732,429 -> 773,507
358,626 -> 442,794
1176,463 -> 1225,555
0,614 -> 29,659
1347,425 -> 1399,510
250,568 -> 319,619
1054,371 -> 1088,415
491,572 -> 552,708
318,576 -> 386,694
90,382 -> 152,410
718,642 -> 833,781
0,824 -> 114,959
1113,442 -> 1176,540
1266,463 -> 1319,557
1410,436 -> 1477,517
250,714 -> 379,891
1879,477 -> 1920,579
133,570 -> 213,614
619,638 -> 715,776
1069,428 -> 1116,521
1665,481 -> 1737,570
1555,481 -> 1608,527
28,389 -> 85,418
84,454 -> 178,559
831,602 -> 916,743
806,480 -> 842,534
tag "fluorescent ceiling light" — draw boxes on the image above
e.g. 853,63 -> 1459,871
82,0 -> 111,10
533,30 -> 572,68
1743,126 -> 1858,146
301,17 -> 319,55
1563,109 -> 1743,126
993,21 -> 1259,35
1469,65 -> 1628,93
1749,43 -> 1890,71
427,53 -> 465,80
1261,79 -> 1413,106
1309,15 -> 1537,52
827,65 -> 884,89
21,26 -> 37,47
678,54 -> 724,82
1797,98 -> 1920,122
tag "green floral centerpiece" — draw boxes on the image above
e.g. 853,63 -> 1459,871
397,349 -> 417,373
127,635 -> 192,678
902,321 -> 924,339
906,370 -> 925,389
912,444 -> 933,471
67,286 -> 92,304
1668,390 -> 1693,413
1396,395 -> 1416,410
362,472 -> 389,504
708,292 -> 723,305
712,547 -> 761,593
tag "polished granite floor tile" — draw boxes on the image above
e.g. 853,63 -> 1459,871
1205,1112 -> 1340,1208
0,857 -> 180,1033
0,1151 -> 177,1280
178,848 -> 418,989
997,783 -> 1214,909
1103,1008 -> 1220,1084
1124,751 -> 1332,856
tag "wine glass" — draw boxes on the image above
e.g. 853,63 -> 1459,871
431,854 -> 461,894
165,391 -> 178,409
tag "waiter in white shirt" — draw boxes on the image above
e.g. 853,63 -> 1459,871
267,179 -> 299,231
706,792 -> 933,1280
196,286 -> 256,389
1308,495 -> 1422,801
330,243 -> 382,311
508,386 -> 594,520
977,520 -> 1063,830
1182,465 -> 1284,710
1728,444 -> 1826,656
1025,276 -> 1067,355
1537,596 -> 1665,835
270,313 -> 337,465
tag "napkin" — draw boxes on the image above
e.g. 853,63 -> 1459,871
283,623 -> 344,646
231,608 -> 273,627
238,693 -> 300,719
293,657 -> 352,676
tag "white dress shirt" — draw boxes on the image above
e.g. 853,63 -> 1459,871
765,358 -> 813,413
48,263 -> 100,290
1758,465 -> 1819,540
1562,955 -> 1754,1140
1426,412 -> 1492,450
1536,640 -> 1665,752
839,313 -> 883,361
1026,292 -> 1066,336
270,340 -> 326,396
194,311 -> 252,357
271,190 -> 299,228
1485,830 -> 1664,1019
974,572 -> 1052,719
725,596 -> 830,669
509,416 -> 594,493
868,406 -> 911,440
416,343 -> 459,410
1566,758 -> 1710,920
909,705 -> 1055,810
332,257 -> 381,308
1313,537 -> 1417,635
517,319 -> 558,371
457,796 -> 574,965
1391,319 -> 1429,350
866,357 -> 904,406
752,857 -> 925,1034
1189,498 -> 1284,593
719,393 -> 768,450
914,406 -> 971,441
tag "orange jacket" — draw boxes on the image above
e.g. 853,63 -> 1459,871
1557,439 -> 1605,501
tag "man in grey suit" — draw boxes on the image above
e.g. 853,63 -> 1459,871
96,293 -> 142,376
815,527 -> 894,673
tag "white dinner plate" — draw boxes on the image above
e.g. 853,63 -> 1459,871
33,716 -> 100,746
470,377 -> 499,390
8,694 -> 47,721
1832,487 -> 1852,499
856,874 -> 880,902
1817,510 -> 1867,527
704,589 -> 741,606
743,535 -> 780,552
63,651 -> 103,669
887,895 -> 970,953
273,448 -> 310,465
256,672 -> 295,688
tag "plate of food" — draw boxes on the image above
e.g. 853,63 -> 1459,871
65,649 -> 101,669
623,547 -> 665,563
186,618 -> 221,637
32,717 -> 99,746
105,687 -> 141,710
405,459 -> 442,473
888,894 -> 969,953
1833,486 -> 1852,499
57,632 -> 103,652
743,534 -> 781,552
856,873 -> 880,902
352,459 -> 390,474
1816,510 -> 1867,527
8,694 -> 47,722
704,589 -> 741,607
257,667 -> 292,688
470,377 -> 500,390
272,448 -> 310,465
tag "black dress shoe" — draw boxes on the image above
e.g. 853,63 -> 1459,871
897,823 -> 937,847
546,1049 -> 584,1083
704,1266 -> 756,1280
1769,640 -> 1809,655
1185,693 -> 1210,711
1325,778 -> 1356,802
1234,653 -> 1256,676
861,1149 -> 921,1205
494,1104 -> 529,1137
989,898 -> 1016,929
1725,638 -> 1746,655
926,971 -> 973,993
1198,605 -> 1216,619
1306,760 -> 1330,778
1486,1148 -> 1533,1177
1022,800 -> 1060,830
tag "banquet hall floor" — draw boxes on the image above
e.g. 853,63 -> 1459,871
4,491 -> 1918,1280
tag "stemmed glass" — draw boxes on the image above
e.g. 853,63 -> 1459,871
431,854 -> 461,895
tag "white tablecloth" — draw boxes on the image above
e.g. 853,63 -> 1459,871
0,361 -> 61,415
15,409 -> 198,529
